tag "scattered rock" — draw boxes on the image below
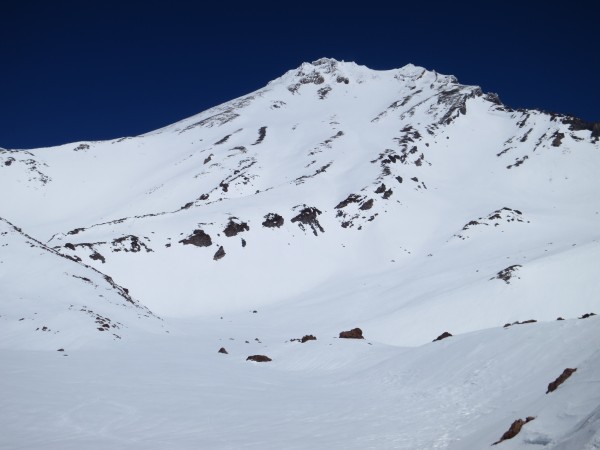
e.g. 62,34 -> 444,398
64,243 -> 76,250
262,213 -> 284,228
179,229 -> 212,247
112,235 -> 152,253
218,347 -> 228,354
503,319 -> 537,328
246,355 -> 272,362
213,246 -> 226,261
57,348 -> 64,352
556,317 -> 565,321
493,417 -> 535,445
223,219 -> 249,237
579,312 -> 597,319
547,368 -> 577,393
492,265 -> 522,284
74,143 -> 90,151
318,86 -> 332,99
433,331 -> 452,342
339,328 -> 364,339
292,335 -> 317,343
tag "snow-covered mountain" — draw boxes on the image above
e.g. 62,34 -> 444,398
1,58 -> 599,449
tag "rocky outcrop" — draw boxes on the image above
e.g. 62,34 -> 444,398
492,417 -> 535,445
262,213 -> 284,228
291,206 -> 324,236
180,229 -> 212,247
246,355 -> 271,362
547,368 -> 577,393
503,319 -> 536,328
493,265 -> 522,284
433,332 -> 452,342
213,246 -> 226,261
112,235 -> 152,253
223,219 -> 249,237
335,194 -> 362,209
339,328 -> 364,339
291,335 -> 317,343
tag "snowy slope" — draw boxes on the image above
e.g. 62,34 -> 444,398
1,315 -> 599,449
1,58 -> 599,448
2,58 -> 597,343
0,217 -> 164,350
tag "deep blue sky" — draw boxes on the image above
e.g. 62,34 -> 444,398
1,0 -> 598,149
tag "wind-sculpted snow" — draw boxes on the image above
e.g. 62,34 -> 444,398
1,58 -> 599,448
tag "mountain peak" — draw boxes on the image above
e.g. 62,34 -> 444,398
269,58 -> 465,95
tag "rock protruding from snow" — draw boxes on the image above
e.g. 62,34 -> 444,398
433,332 -> 452,342
503,319 -> 537,328
492,417 -> 535,445
335,194 -> 362,210
492,265 -> 522,284
223,218 -> 249,237
112,235 -> 152,253
262,213 -> 284,228
291,334 -> 317,343
179,229 -> 212,247
246,355 -> 271,362
213,246 -> 226,261
339,328 -> 364,339
456,207 -> 525,240
546,367 -> 577,393
291,206 -> 324,236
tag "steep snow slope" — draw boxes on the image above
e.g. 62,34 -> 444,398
0,217 -> 164,349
